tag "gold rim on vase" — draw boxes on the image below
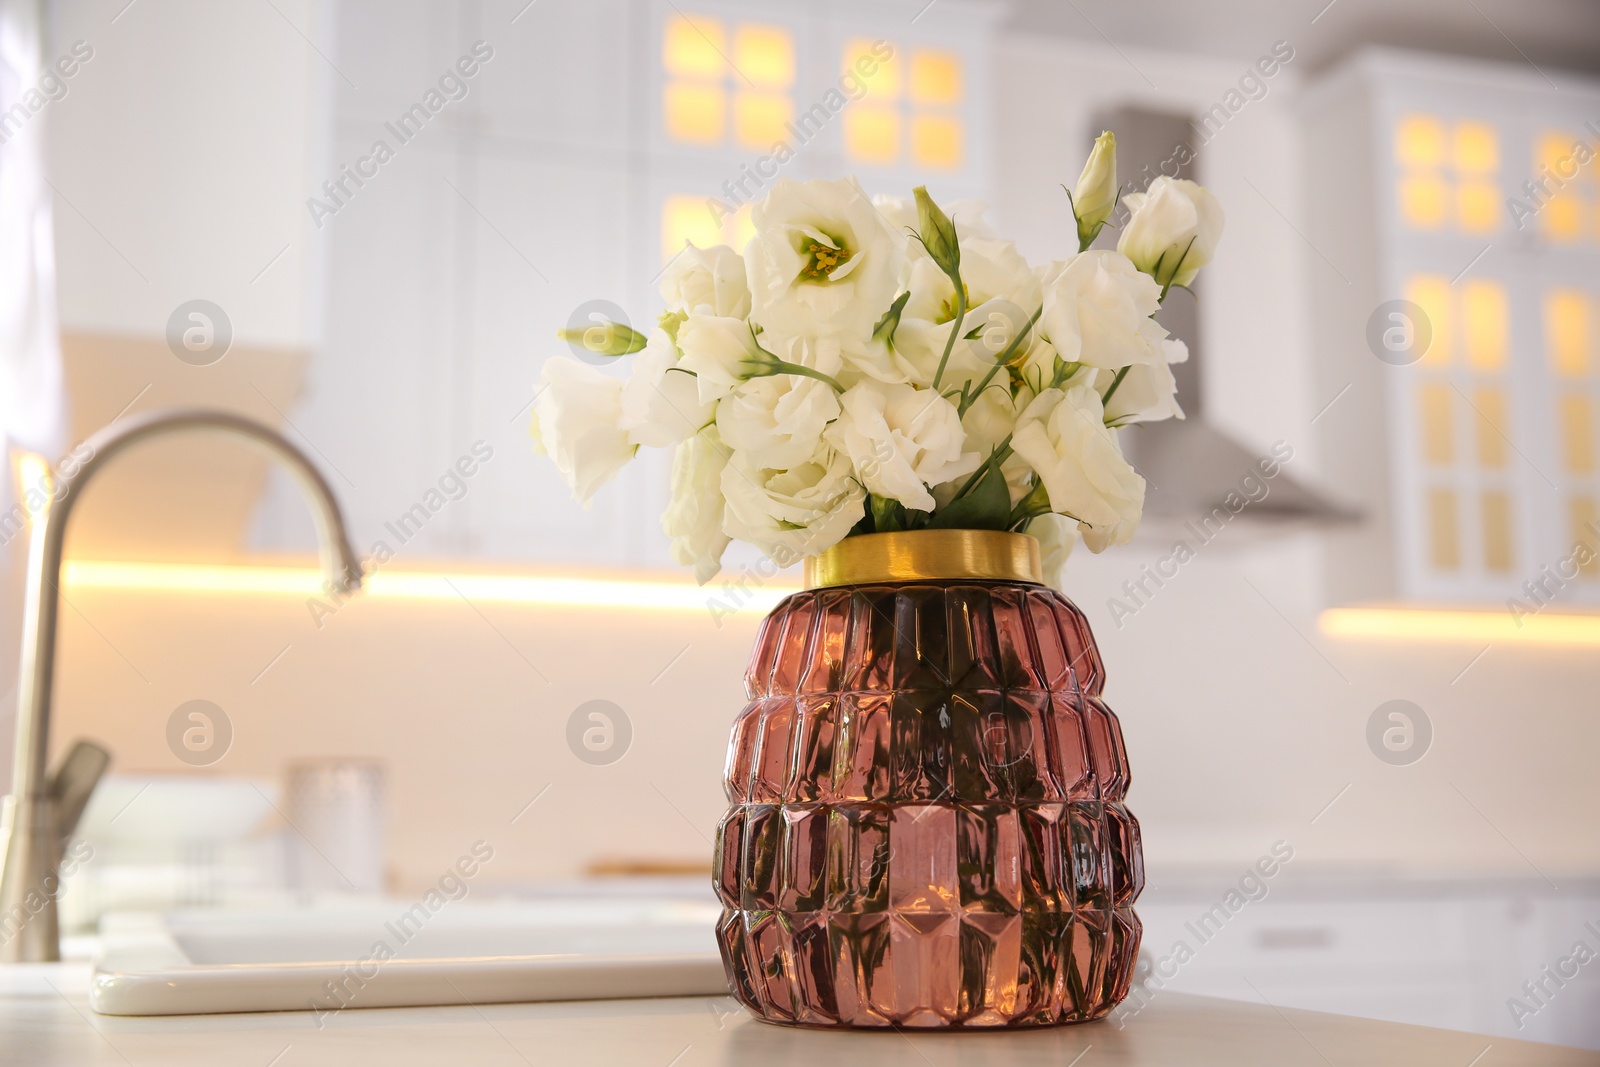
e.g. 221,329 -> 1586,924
803,529 -> 1044,589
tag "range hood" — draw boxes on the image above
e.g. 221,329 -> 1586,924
1095,105 -> 1359,531
1123,416 -> 1360,527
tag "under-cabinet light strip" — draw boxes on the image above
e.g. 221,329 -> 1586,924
58,564 -> 1600,643
61,560 -> 797,614
1320,606 -> 1600,646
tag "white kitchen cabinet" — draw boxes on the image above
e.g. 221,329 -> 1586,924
1134,877 -> 1600,1050
1304,51 -> 1600,607
260,0 -> 1000,568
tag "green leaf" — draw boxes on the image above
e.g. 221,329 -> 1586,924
872,291 -> 911,348
870,494 -> 907,534
928,464 -> 1011,531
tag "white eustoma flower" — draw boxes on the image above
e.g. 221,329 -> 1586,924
1010,383 -> 1145,552
660,243 -> 751,319
827,381 -> 981,512
662,426 -> 732,584
745,178 -> 905,338
530,357 -> 635,506
1038,251 -> 1168,371
721,444 -> 866,564
1027,512 -> 1079,590
1117,177 -> 1224,289
836,334 -> 904,386
675,314 -> 763,403
1098,337 -> 1187,426
619,329 -> 714,447
716,336 -> 842,469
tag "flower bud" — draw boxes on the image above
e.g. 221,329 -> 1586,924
557,318 -> 648,357
1117,176 -> 1224,290
912,185 -> 961,283
657,309 -> 687,343
1072,131 -> 1117,250
872,291 -> 910,347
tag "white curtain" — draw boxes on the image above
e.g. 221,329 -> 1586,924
0,0 -> 65,463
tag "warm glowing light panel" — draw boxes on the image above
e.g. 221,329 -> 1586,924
656,6 -> 984,264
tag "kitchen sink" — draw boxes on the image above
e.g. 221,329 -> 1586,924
90,895 -> 727,1016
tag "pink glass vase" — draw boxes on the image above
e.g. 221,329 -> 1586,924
713,532 -> 1143,1028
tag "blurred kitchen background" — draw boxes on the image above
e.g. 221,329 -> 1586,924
2,0 -> 1599,1049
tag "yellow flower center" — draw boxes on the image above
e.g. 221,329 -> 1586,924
799,235 -> 851,282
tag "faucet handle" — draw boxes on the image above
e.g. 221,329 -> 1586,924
48,740 -> 111,850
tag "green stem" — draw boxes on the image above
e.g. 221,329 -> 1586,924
1099,365 -> 1131,409
957,304 -> 1044,418
1009,506 -> 1053,530
1064,187 -> 1088,253
765,358 -> 845,393
930,285 -> 967,391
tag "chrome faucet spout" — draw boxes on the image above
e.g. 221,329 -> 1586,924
0,409 -> 361,961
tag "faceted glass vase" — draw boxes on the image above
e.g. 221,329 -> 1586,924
714,577 -> 1143,1028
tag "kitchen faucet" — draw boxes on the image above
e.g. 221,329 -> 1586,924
0,410 -> 362,962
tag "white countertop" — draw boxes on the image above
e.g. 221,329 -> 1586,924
4,964 -> 1595,1066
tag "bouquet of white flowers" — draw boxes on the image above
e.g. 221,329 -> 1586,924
532,132 -> 1223,586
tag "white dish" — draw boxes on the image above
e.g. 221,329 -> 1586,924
91,897 -> 728,1016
